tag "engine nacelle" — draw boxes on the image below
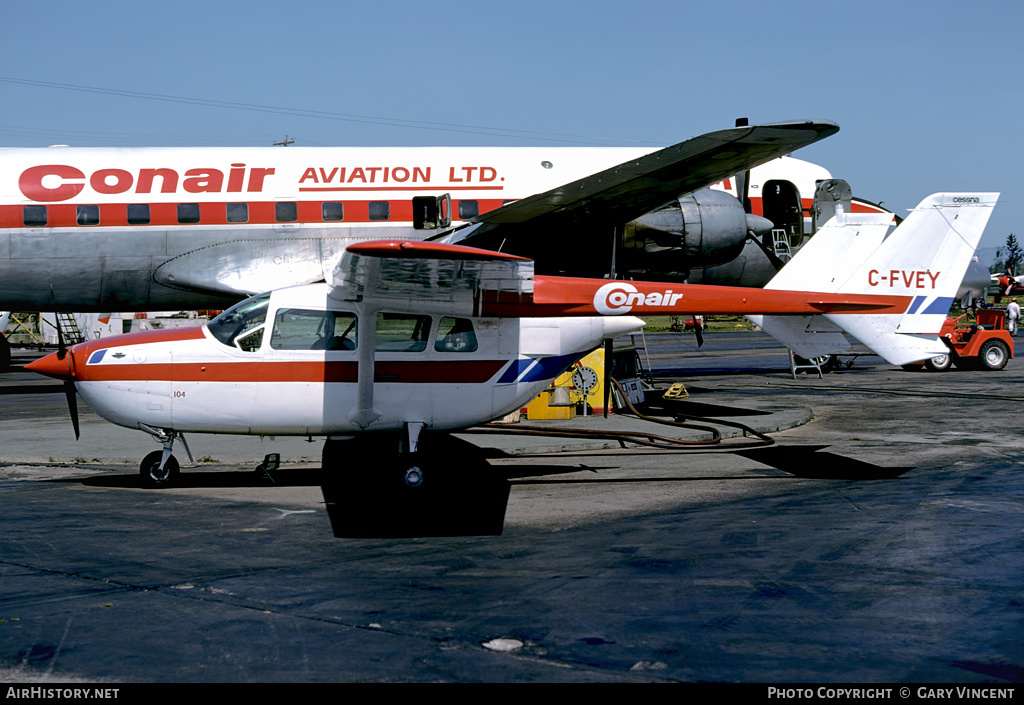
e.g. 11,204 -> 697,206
620,189 -> 769,277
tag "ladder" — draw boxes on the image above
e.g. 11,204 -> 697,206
54,312 -> 86,345
771,228 -> 793,262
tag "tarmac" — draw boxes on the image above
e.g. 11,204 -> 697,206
1,330 -> 1023,684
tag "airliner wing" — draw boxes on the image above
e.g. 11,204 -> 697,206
443,120 -> 838,242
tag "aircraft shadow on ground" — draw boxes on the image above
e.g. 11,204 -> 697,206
733,445 -> 914,480
65,441 -> 910,539
321,469 -> 511,539
644,397 -> 771,418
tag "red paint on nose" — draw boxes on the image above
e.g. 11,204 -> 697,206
25,350 -> 75,380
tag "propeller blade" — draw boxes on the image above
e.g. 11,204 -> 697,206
64,379 -> 80,440
747,231 -> 789,272
53,314 -> 79,439
603,338 -> 612,418
734,118 -> 751,214
694,324 -> 704,348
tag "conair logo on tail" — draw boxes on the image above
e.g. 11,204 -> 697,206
868,270 -> 941,288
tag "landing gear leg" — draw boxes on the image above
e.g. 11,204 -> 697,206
138,424 -> 193,488
401,422 -> 425,488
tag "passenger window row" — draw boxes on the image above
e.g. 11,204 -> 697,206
208,298 -> 479,355
269,309 -> 478,354
20,199 -> 484,227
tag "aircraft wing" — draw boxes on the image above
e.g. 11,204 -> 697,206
328,240 -> 534,317
441,120 -> 839,246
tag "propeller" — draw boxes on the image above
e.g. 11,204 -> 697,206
603,338 -> 613,418
732,118 -> 789,275
54,316 -> 81,440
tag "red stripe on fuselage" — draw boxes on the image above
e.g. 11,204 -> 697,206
77,358 -> 507,384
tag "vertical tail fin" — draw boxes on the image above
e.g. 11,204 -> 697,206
750,205 -> 895,359
754,193 -> 998,365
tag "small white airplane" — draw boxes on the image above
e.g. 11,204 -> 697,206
26,191 -> 994,493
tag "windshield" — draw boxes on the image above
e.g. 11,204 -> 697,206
207,293 -> 271,349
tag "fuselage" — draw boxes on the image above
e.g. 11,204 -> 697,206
0,145 -> 831,310
27,282 -> 644,435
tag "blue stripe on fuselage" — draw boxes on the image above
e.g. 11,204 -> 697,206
496,351 -> 592,385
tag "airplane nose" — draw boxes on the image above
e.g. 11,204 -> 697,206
25,350 -> 75,380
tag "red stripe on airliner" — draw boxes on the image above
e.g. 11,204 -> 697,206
0,199 -> 508,229
76,359 -> 507,384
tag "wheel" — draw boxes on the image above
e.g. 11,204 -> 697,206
403,463 -> 424,487
140,450 -> 179,488
0,336 -> 10,371
978,339 -> 1010,371
924,353 -> 952,372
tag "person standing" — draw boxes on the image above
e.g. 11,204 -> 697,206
1008,298 -> 1020,337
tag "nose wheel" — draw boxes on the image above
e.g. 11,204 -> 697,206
140,450 -> 180,488
138,425 -> 192,488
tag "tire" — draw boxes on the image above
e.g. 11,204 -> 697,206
0,335 -> 10,372
140,450 -> 179,488
925,353 -> 952,372
978,339 -> 1010,371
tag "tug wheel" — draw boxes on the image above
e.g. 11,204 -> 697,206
978,339 -> 1010,371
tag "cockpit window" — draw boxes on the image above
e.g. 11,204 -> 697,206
270,309 -> 357,350
207,293 -> 271,351
375,313 -> 430,352
434,317 -> 478,352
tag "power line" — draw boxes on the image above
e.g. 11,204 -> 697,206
0,76 -> 662,146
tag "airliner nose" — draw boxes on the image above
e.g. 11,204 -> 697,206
26,350 -> 75,380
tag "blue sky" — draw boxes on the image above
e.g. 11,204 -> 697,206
2,0 -> 1021,255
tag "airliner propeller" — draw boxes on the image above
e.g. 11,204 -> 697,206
732,118 -> 789,275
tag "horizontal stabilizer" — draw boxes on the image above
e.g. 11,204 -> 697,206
749,314 -> 851,359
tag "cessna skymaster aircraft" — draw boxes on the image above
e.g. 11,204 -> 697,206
27,191 -> 994,491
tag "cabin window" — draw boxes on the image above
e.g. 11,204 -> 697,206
270,309 -> 357,351
207,293 -> 271,351
177,203 -> 201,224
226,203 -> 249,223
76,205 -> 100,226
23,205 -> 47,227
127,204 -> 150,225
322,202 -> 344,222
275,202 -> 297,222
458,200 -> 479,219
368,201 -> 390,221
435,317 -> 478,353
375,313 -> 430,352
